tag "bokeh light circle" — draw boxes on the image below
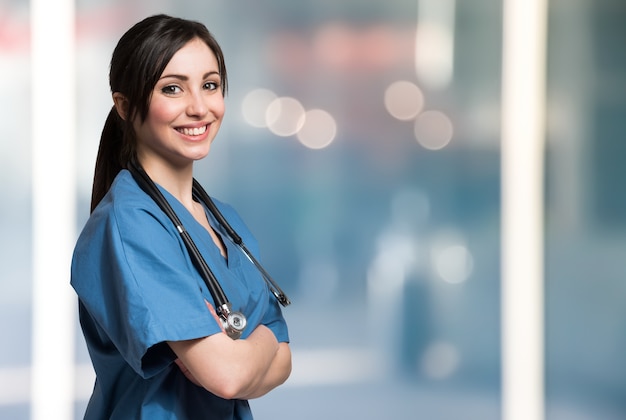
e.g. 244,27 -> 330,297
414,110 -> 454,150
384,80 -> 425,121
241,88 -> 278,128
296,109 -> 337,149
266,96 -> 306,137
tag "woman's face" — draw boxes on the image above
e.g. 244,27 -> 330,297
134,38 -> 225,168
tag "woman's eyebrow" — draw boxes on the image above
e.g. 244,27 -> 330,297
159,71 -> 220,81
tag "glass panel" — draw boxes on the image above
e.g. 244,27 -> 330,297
545,0 -> 626,418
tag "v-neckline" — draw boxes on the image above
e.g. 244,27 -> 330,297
194,200 -> 229,263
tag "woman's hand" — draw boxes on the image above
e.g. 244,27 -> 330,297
204,299 -> 226,332
174,358 -> 201,386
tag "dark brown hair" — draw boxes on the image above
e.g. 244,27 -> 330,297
90,14 -> 228,212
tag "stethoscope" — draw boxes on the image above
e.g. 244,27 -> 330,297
129,160 -> 290,340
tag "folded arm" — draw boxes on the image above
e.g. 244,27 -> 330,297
168,302 -> 291,400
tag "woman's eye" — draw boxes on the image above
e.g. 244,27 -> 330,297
161,85 -> 181,94
204,81 -> 220,91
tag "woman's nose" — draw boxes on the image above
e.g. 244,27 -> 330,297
186,91 -> 208,117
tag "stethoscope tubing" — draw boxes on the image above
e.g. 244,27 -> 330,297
192,180 -> 291,307
129,162 -> 230,307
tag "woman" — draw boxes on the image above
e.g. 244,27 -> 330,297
71,14 -> 291,419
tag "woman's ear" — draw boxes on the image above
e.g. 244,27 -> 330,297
112,92 -> 129,121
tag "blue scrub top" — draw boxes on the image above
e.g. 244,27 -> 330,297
71,170 -> 289,420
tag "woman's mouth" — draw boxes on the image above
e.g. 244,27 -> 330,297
177,125 -> 208,136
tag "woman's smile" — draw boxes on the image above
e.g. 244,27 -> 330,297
176,123 -> 209,137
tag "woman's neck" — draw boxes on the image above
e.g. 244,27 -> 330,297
139,158 -> 196,210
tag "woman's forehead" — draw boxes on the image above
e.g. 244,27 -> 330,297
161,38 -> 219,76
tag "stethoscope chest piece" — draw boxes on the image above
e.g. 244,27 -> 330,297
219,303 -> 247,340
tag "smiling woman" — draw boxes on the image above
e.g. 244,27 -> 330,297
70,14 -> 291,420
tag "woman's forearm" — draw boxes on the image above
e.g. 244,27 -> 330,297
240,342 -> 292,399
223,325 -> 282,399
168,324 -> 280,400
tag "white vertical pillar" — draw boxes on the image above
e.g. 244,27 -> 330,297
30,0 -> 77,419
501,1 -> 548,420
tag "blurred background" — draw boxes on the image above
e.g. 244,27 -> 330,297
1,0 -> 626,419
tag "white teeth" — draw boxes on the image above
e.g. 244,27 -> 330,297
179,125 -> 207,136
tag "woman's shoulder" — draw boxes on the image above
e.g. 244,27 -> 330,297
209,196 -> 248,231
73,170 -> 176,264
85,170 -> 165,235
209,196 -> 237,219
94,170 -> 156,215
208,195 -> 260,251
109,169 -> 151,206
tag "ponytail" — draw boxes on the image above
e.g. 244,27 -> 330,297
90,106 -> 128,212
